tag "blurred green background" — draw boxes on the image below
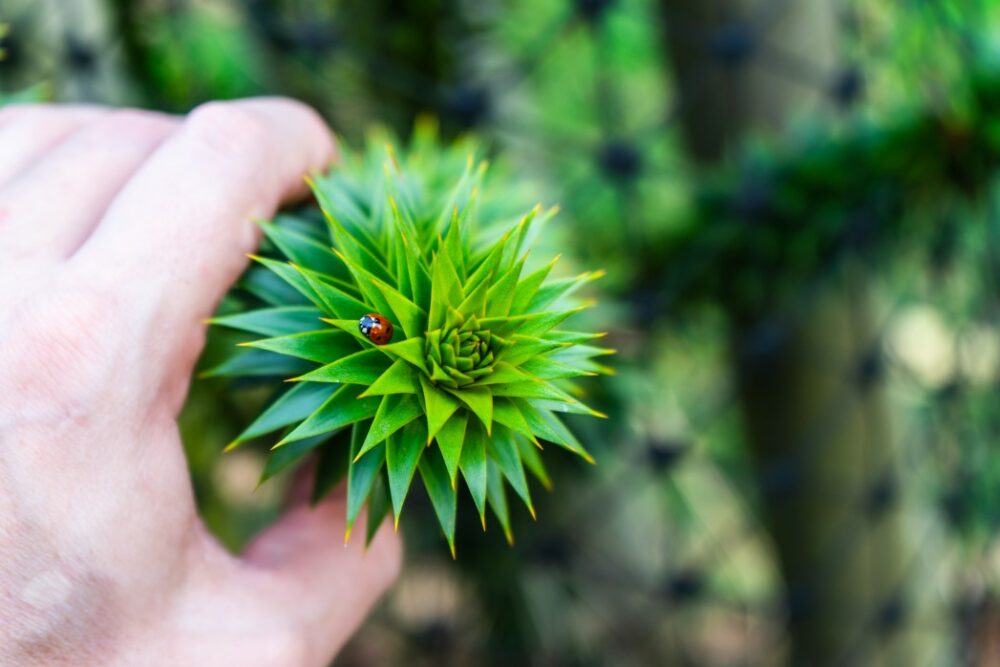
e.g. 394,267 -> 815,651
5,0 -> 1000,665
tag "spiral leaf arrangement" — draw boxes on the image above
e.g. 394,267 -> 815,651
208,125 -> 611,553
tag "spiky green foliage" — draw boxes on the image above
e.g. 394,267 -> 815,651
209,124 -> 610,553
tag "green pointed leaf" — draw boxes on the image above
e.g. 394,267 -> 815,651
497,335 -> 569,367
485,258 -> 524,317
271,212 -> 327,242
442,207 -> 467,278
311,177 -> 377,245
533,397 -> 606,417
258,219 -> 348,280
278,384 -> 379,446
429,249 -> 464,330
259,433 -> 331,485
545,330 -> 609,344
240,265 -> 310,306
519,356 -> 597,380
230,382 -> 332,448
492,397 -> 539,445
420,377 -> 461,443
294,348 -> 391,384
434,155 -> 481,235
378,336 -> 430,374
391,235 -> 412,302
486,462 -> 513,545
529,270 -> 604,311
361,358 -> 420,397
404,234 -> 432,307
346,423 -> 385,541
332,250 -> 398,321
549,344 -> 616,375
517,435 -> 551,489
447,385 -> 493,433
251,256 -> 323,308
511,204 -> 545,257
242,330 -> 358,364
202,348 -> 312,378
480,310 -> 576,338
369,277 -> 426,338
456,277 -> 490,319
436,411 -> 468,484
465,231 -> 510,294
311,429 -> 351,504
471,361 -> 532,386
549,343 -> 617,361
509,255 -> 559,314
325,218 -> 394,285
459,424 -> 487,526
419,446 -> 457,556
356,394 -> 423,460
386,422 -> 425,526
293,266 -> 370,319
365,472 -> 392,546
210,306 -> 323,337
322,318 -> 383,347
490,380 -> 579,403
488,426 -> 534,518
514,399 -> 594,462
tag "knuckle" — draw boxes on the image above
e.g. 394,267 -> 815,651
185,102 -> 268,159
263,97 -> 336,166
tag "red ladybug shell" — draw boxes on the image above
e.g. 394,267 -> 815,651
358,313 -> 393,345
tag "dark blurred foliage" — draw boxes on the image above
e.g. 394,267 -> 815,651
6,0 -> 1000,665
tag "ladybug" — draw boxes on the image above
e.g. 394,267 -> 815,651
358,313 -> 394,345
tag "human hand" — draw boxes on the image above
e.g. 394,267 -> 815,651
0,100 -> 401,667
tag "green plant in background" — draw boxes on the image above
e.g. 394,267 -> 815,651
0,20 -> 49,104
209,123 -> 610,555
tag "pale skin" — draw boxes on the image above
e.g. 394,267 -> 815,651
0,99 -> 402,666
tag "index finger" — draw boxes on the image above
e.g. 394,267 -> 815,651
70,98 -> 335,373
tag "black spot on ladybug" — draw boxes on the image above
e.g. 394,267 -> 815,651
359,313 -> 394,345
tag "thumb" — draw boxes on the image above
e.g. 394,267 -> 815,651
240,488 -> 402,665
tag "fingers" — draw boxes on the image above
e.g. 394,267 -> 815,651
242,492 -> 402,664
70,98 -> 335,372
0,109 -> 178,262
0,105 -> 108,186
